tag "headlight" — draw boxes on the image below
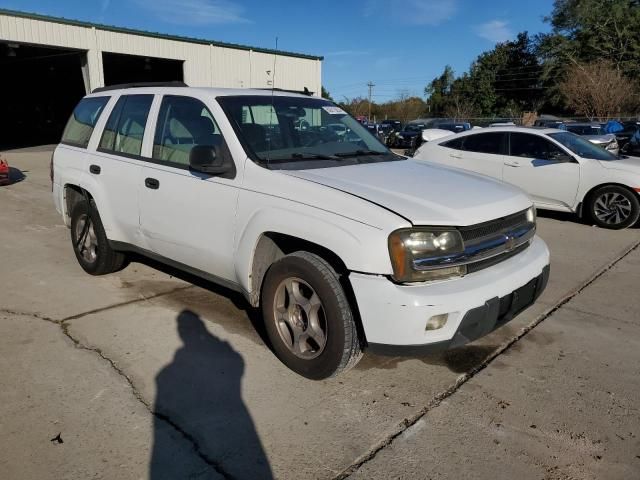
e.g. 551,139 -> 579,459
398,135 -> 404,139
526,205 -> 536,224
388,228 -> 466,283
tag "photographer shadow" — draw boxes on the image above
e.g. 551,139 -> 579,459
150,310 -> 272,479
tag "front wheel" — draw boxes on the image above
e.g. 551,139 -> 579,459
261,251 -> 363,380
588,185 -> 640,230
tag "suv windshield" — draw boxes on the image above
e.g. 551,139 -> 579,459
404,124 -> 425,132
217,95 -> 397,169
548,132 -> 618,161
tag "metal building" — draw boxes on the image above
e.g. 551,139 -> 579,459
0,9 -> 323,148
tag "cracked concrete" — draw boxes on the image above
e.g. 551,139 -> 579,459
2,146 -> 640,479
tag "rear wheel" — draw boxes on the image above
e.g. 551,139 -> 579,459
261,251 -> 362,379
70,199 -> 127,275
588,185 -> 640,230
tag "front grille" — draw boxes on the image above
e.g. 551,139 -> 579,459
466,242 -> 529,274
459,210 -> 528,242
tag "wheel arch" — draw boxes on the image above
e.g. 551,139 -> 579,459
580,182 -> 640,217
63,183 -> 93,226
248,231 -> 369,345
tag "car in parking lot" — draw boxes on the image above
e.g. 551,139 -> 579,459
415,126 -> 640,229
52,85 -> 549,379
561,122 -> 619,155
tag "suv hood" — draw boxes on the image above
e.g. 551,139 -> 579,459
585,134 -> 616,144
282,159 -> 531,226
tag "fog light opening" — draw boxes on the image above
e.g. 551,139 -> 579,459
426,313 -> 448,331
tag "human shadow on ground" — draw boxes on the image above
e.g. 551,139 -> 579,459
149,310 -> 273,479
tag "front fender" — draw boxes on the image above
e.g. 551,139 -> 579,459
234,205 -> 393,295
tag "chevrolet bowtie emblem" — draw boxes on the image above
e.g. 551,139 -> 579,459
504,233 -> 516,252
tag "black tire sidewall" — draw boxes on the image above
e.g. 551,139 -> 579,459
261,254 -> 352,380
70,200 -> 112,274
588,186 -> 640,230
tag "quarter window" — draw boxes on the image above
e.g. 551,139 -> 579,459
99,95 -> 153,157
440,137 -> 464,150
61,97 -> 110,148
153,96 -> 225,166
510,132 -> 565,160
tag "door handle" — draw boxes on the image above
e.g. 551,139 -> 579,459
89,164 -> 101,175
145,177 -> 160,189
504,161 -> 521,167
450,153 -> 462,159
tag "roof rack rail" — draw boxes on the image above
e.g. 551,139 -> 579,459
258,87 -> 314,96
92,81 -> 188,93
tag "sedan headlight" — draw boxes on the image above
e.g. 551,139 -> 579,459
397,135 -> 404,139
388,228 -> 466,282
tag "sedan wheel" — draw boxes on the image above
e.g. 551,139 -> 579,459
588,186 -> 640,230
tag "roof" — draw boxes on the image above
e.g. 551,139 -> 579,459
455,126 -> 562,136
87,85 -> 318,99
0,8 -> 324,61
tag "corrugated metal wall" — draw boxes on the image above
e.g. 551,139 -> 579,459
0,13 -> 322,94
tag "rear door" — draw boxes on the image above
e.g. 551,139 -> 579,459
441,131 -> 507,179
90,94 -> 153,244
502,132 -> 580,209
138,94 -> 239,282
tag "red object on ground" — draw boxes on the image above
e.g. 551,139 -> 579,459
0,157 -> 9,185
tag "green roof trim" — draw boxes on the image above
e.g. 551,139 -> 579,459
0,8 -> 324,61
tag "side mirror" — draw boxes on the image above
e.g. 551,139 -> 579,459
189,145 -> 234,176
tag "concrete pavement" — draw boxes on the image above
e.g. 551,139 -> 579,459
1,146 -> 639,479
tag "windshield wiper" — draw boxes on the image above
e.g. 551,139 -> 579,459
335,149 -> 385,158
265,152 -> 341,162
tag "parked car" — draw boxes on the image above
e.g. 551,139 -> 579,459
561,122 -> 619,156
616,121 -> 640,155
415,126 -> 640,229
393,122 -> 427,148
429,121 -> 471,133
53,85 -> 549,379
381,119 -> 402,132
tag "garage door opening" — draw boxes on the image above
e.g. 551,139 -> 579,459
102,52 -> 184,86
0,42 -> 87,149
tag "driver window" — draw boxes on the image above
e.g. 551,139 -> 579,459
152,96 -> 226,166
510,132 -> 565,160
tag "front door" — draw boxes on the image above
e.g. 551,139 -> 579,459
138,94 -> 239,282
503,132 -> 580,209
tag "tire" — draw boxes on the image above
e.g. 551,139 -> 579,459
70,199 -> 127,275
261,251 -> 363,380
587,185 -> 640,230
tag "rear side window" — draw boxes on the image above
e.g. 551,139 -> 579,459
99,94 -> 153,157
461,132 -> 506,155
61,97 -> 110,148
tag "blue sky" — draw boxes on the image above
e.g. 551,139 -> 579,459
2,0 -> 554,101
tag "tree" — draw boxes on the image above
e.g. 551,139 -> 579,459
338,96 -> 369,117
542,0 -> 640,78
425,65 -> 455,116
321,86 -> 334,101
559,60 -> 637,119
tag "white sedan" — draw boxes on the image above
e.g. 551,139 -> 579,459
414,126 -> 640,229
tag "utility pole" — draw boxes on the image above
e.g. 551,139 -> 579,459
367,81 -> 375,123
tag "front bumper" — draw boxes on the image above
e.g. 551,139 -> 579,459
350,235 -> 550,349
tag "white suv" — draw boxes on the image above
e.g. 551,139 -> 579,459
415,126 -> 640,229
52,85 -> 550,379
